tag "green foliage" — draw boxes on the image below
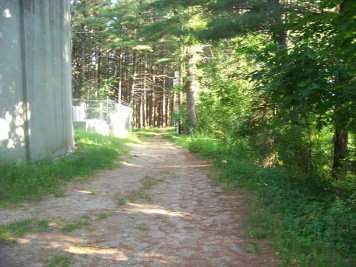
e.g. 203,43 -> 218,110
0,131 -> 133,205
47,255 -> 73,267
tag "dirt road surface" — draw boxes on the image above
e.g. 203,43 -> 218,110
0,135 -> 279,266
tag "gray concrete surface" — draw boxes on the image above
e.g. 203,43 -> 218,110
0,1 -> 74,163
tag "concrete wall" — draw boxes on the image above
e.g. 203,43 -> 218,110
0,0 -> 74,163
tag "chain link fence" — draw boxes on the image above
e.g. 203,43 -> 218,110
72,98 -> 131,137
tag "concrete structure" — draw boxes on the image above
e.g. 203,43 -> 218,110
0,1 -> 74,163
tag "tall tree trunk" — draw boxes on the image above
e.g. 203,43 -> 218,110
167,89 -> 171,127
185,64 -> 196,132
162,66 -> 166,128
332,129 -> 348,179
331,1 -> 349,179
139,95 -> 143,128
143,61 -> 147,127
332,107 -> 349,179
117,48 -> 123,103
80,24 -> 86,99
151,64 -> 157,127
130,51 -> 137,107
123,63 -> 129,103
173,91 -> 177,126
271,0 -> 287,47
94,45 -> 99,97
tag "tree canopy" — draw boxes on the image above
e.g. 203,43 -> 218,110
71,0 -> 355,177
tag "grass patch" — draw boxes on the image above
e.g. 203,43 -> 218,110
132,127 -> 175,139
47,254 -> 73,267
136,225 -> 149,231
125,190 -> 151,202
0,219 -> 50,242
61,219 -> 90,233
0,130 -> 135,205
116,195 -> 127,206
97,211 -> 114,219
169,131 -> 356,267
142,175 -> 164,190
116,175 -> 164,206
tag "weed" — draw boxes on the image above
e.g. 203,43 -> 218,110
136,225 -> 149,231
115,175 -> 163,206
97,211 -> 114,219
251,242 -> 261,254
126,190 -> 151,202
53,188 -> 66,197
142,175 -> 164,190
61,219 -> 89,233
116,196 -> 126,206
47,254 -> 73,267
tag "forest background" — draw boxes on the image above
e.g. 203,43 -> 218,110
70,0 -> 355,266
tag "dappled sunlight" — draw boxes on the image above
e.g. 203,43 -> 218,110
5,228 -> 173,265
76,190 -> 95,194
67,246 -> 128,261
125,203 -> 191,218
3,8 -> 12,18
16,237 -> 31,244
0,102 -> 28,150
13,232 -> 87,249
142,251 -> 173,265
120,161 -> 143,167
162,163 -> 211,168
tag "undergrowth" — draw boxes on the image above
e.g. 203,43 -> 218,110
0,130 -> 135,205
165,130 -> 355,267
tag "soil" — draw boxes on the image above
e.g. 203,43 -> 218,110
0,134 -> 280,266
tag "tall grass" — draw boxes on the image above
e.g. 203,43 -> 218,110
0,130 -> 135,205
166,130 -> 355,267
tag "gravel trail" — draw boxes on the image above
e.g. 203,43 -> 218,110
0,135 -> 279,266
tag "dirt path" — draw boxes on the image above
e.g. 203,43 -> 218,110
0,135 -> 279,266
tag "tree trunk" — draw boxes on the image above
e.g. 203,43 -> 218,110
271,0 -> 287,47
139,95 -> 143,128
162,66 -> 166,128
130,51 -> 137,107
117,48 -> 123,104
143,62 -> 147,128
185,65 -> 196,133
80,24 -> 86,98
330,3 -> 349,179
332,107 -> 348,179
151,64 -> 157,127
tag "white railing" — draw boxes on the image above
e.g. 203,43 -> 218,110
72,97 -> 131,137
